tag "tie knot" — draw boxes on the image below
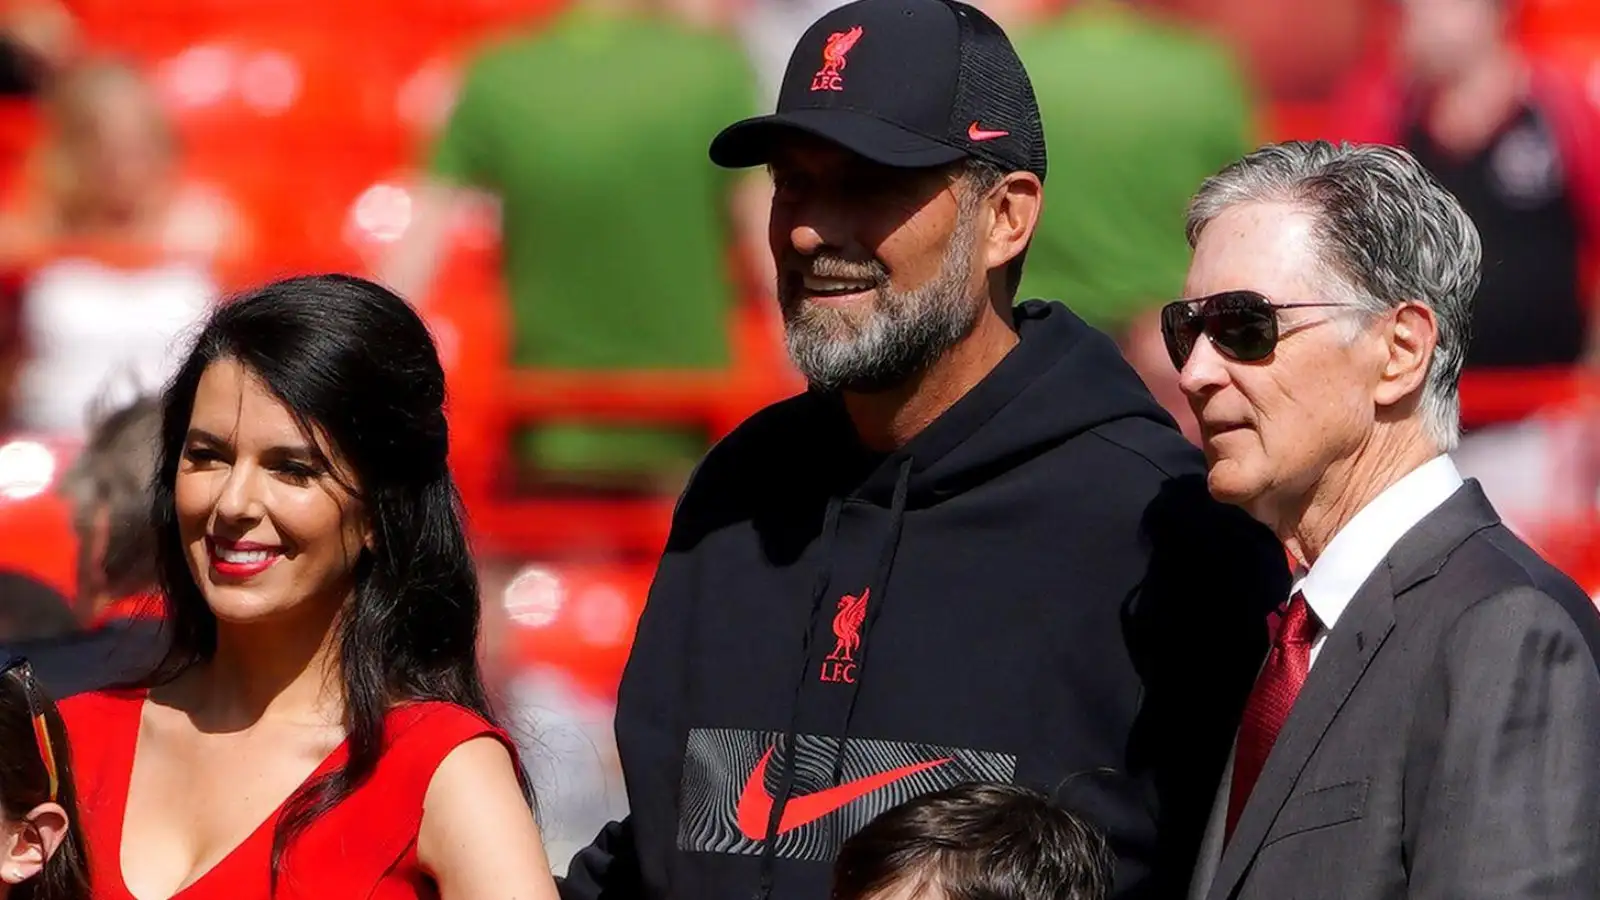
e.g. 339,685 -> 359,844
1278,592 -> 1320,646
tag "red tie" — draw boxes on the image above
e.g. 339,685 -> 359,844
1225,591 -> 1319,842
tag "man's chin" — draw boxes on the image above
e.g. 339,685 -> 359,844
1205,460 -> 1265,511
835,373 -> 913,396
797,365 -> 908,396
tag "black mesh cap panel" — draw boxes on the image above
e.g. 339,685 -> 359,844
945,0 -> 1047,180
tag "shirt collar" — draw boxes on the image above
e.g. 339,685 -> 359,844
1294,455 -> 1464,633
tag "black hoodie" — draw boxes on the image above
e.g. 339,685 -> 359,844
559,301 -> 1289,900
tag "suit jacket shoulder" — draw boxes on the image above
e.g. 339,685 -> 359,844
1393,489 -> 1600,670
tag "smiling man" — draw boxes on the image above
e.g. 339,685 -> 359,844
556,2 -> 1290,899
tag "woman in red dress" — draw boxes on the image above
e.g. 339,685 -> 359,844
59,274 -> 559,899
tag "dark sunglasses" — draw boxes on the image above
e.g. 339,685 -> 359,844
1160,290 -> 1350,370
1,657 -> 58,803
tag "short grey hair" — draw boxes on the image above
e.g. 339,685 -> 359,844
1185,141 -> 1481,451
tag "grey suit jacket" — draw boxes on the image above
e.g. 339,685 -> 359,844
1193,481 -> 1600,900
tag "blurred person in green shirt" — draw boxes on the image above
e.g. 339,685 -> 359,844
1000,0 -> 1257,441
381,0 -> 768,493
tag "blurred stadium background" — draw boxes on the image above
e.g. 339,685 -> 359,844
0,0 -> 1597,870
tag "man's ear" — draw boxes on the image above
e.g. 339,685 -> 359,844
1374,301 -> 1437,409
982,171 -> 1042,277
2,802 -> 69,886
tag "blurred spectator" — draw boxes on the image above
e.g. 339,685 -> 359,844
1323,0 -> 1600,524
0,0 -> 77,427
1013,1 -> 1257,333
0,0 -> 76,97
0,59 -> 219,437
11,394 -> 164,698
1331,0 -> 1600,371
56,394 -> 158,620
381,0 -> 766,495
1155,0 -> 1381,104
0,568 -> 73,641
1007,0 -> 1257,442
3,58 -> 227,260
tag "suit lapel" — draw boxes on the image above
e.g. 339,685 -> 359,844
1203,480 -> 1501,900
1204,566 -> 1398,900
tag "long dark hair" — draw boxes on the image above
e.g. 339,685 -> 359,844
144,274 -> 528,880
0,661 -> 90,900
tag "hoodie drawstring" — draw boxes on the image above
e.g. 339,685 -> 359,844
829,458 -> 911,788
756,494 -> 843,900
754,457 -> 914,900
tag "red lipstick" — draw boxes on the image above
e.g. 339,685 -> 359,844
206,537 -> 283,579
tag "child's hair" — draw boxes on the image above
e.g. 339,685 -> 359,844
0,659 -> 89,900
831,782 -> 1114,900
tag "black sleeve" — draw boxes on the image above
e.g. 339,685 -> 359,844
557,818 -> 643,900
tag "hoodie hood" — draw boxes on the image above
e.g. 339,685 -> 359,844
847,299 -> 1179,505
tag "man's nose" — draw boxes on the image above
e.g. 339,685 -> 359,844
780,197 -> 854,259
1177,333 -> 1232,399
789,221 -> 827,257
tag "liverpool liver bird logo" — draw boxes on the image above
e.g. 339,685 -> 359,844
811,25 -> 864,92
827,588 -> 869,662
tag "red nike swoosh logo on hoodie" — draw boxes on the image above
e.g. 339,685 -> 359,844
736,747 -> 953,840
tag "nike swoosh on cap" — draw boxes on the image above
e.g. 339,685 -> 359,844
967,122 -> 1009,141
736,746 -> 953,841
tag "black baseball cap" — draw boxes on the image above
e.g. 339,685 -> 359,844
709,0 -> 1047,181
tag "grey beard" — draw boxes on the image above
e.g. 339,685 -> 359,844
780,217 -> 981,394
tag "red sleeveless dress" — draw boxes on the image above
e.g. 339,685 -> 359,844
61,689 -> 518,899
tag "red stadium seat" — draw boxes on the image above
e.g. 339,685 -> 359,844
1520,0 -> 1600,50
145,25 -> 408,167
389,43 -> 472,153
499,559 -> 652,701
403,0 -> 569,38
0,99 -> 41,204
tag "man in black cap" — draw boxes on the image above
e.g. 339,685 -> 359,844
558,1 -> 1290,898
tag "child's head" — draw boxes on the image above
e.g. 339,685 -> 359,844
0,659 -> 87,900
832,783 -> 1114,900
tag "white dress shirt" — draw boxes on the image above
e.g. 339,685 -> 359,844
1186,454 -> 1466,900
1296,454 -> 1466,666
